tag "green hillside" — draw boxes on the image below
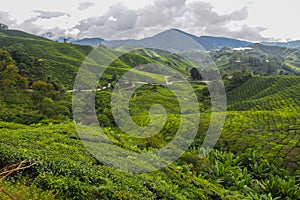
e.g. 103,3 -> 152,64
0,34 -> 92,89
0,33 -> 195,90
0,29 -> 299,199
211,76 -> 300,172
227,76 -> 300,112
1,121 -> 299,199
211,45 -> 300,76
0,28 -> 49,41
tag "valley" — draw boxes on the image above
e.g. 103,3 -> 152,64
0,27 -> 299,199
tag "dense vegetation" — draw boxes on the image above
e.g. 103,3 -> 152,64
1,121 -> 299,199
211,45 -> 300,76
0,27 -> 299,199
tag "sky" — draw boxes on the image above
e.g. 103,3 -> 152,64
0,0 -> 299,42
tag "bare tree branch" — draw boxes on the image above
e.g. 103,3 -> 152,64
0,160 -> 36,200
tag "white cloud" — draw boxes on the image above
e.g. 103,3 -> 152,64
79,2 -> 95,11
0,11 -> 17,27
72,0 -> 268,41
75,3 -> 138,38
0,0 -> 299,41
32,10 -> 67,19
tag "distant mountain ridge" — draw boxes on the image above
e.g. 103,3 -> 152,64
103,29 -> 252,51
170,29 -> 251,50
55,37 -> 104,47
2,26 -> 299,77
72,38 -> 104,47
197,36 -> 251,50
42,29 -> 251,50
160,29 -> 252,50
40,28 -> 300,50
1,26 -> 297,50
262,41 -> 300,50
40,32 -> 104,47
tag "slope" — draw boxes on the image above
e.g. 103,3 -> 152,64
0,32 -> 194,89
212,76 -> 300,172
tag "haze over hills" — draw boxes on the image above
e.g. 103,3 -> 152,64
0,25 -> 299,90
55,36 -> 104,47
43,28 -> 252,50
50,28 -> 300,51
103,29 -> 252,51
168,29 -> 252,50
71,37 -> 104,47
41,31 -> 104,47
262,40 -> 300,50
102,29 -> 300,76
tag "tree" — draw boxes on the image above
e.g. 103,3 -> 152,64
190,68 -> 203,81
0,23 -> 8,31
0,65 -> 28,89
0,64 -> 29,103
0,50 -> 28,104
225,71 -> 252,91
32,80 -> 55,104
0,50 -> 14,71
32,80 -> 54,93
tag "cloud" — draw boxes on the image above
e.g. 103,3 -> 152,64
0,10 -> 67,39
75,3 -> 138,38
13,18 -> 69,40
73,0 -> 269,41
154,0 -> 186,9
32,10 -> 67,19
0,0 -> 270,41
16,10 -> 68,29
0,11 -> 17,28
79,2 -> 95,11
16,17 -> 43,33
5,10 -> 71,39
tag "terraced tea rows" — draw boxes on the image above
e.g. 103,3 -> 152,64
215,111 -> 300,172
212,76 -> 300,173
227,76 -> 300,112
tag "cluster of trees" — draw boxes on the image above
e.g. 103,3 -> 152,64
223,71 -> 252,91
0,50 -> 70,124
0,23 -> 8,31
190,68 -> 203,80
0,50 -> 29,102
210,47 -> 297,76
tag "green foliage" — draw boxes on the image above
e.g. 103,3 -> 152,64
0,65 -> 29,91
0,28 -> 48,41
225,71 -> 252,91
0,181 -> 55,200
32,80 -> 54,92
0,49 -> 14,70
0,122 -> 298,199
0,36 -> 92,89
227,76 -> 300,112
0,28 -> 300,199
211,45 -> 300,76
190,67 -> 203,80
0,121 -> 248,200
197,149 -> 300,199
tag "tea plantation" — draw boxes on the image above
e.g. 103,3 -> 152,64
0,28 -> 299,199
